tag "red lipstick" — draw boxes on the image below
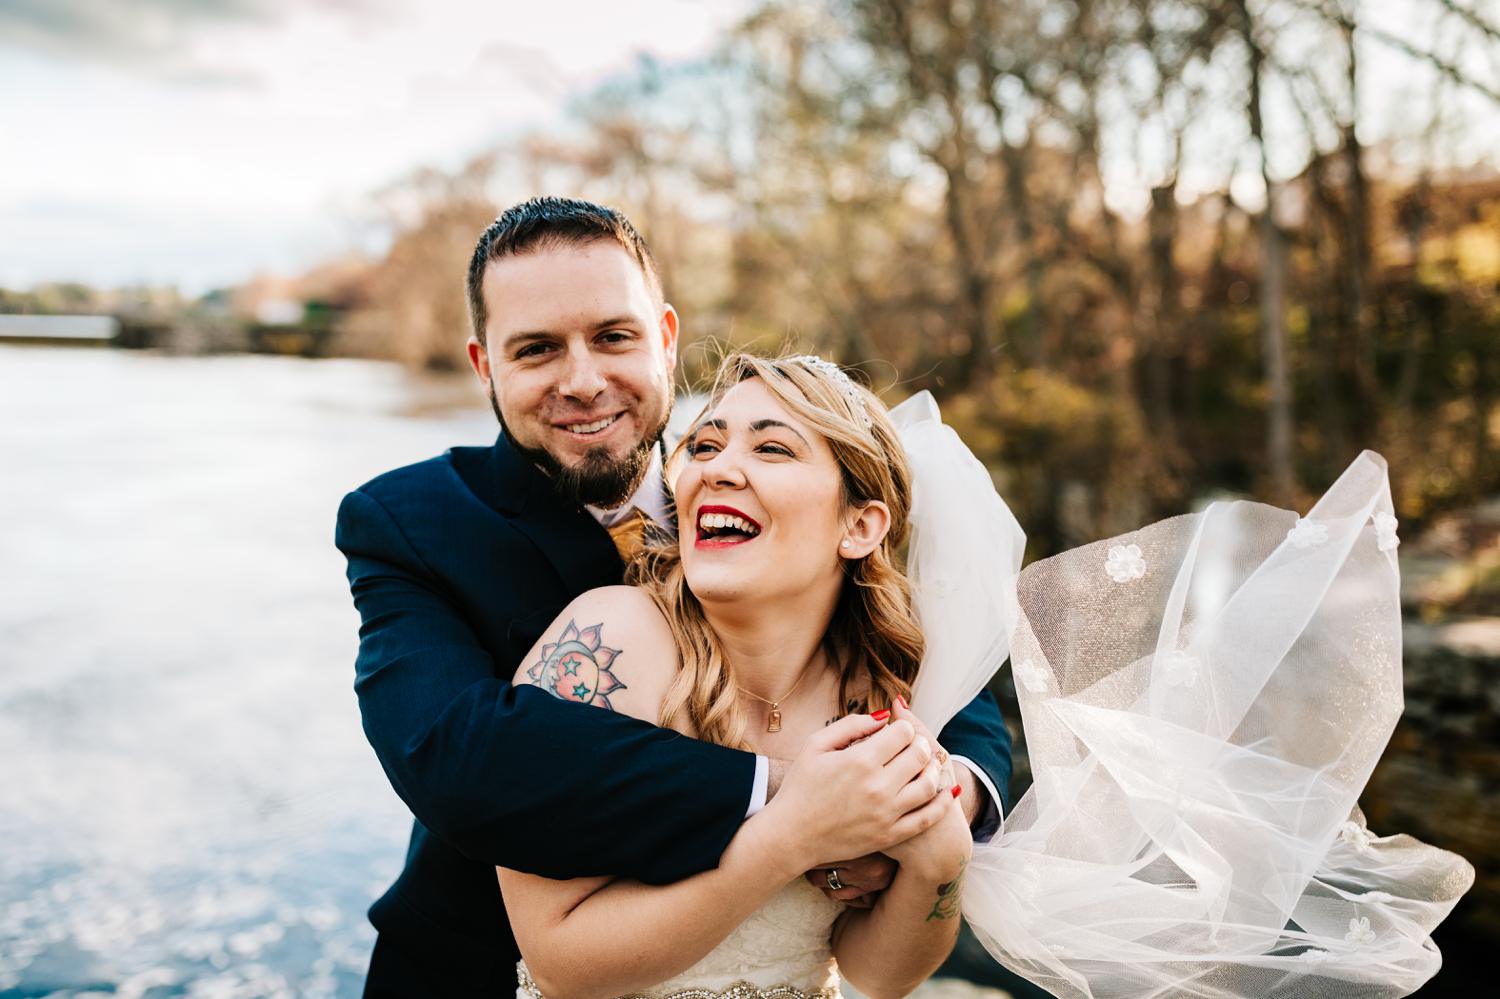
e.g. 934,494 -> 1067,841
694,504 -> 763,548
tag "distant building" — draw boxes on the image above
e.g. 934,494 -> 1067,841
0,314 -> 120,346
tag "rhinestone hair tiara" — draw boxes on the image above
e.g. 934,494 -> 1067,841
787,355 -> 874,430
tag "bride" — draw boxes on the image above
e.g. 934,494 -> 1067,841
499,353 -> 1472,999
501,352 -> 969,999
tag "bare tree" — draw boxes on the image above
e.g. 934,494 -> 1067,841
1233,0 -> 1297,503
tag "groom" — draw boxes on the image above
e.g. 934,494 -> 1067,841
336,196 -> 1013,995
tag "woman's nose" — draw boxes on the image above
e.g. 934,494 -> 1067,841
702,449 -> 746,489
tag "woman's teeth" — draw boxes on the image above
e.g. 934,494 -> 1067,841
566,415 -> 618,434
699,513 -> 761,537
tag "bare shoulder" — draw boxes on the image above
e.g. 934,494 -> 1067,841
512,585 -> 678,725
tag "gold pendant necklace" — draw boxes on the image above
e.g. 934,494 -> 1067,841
738,661 -> 818,733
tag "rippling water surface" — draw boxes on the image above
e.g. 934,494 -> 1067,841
0,346 -> 498,997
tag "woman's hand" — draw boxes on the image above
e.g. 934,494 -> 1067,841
763,711 -> 953,871
895,695 -> 960,792
879,698 -> 972,882
828,700 -> 973,998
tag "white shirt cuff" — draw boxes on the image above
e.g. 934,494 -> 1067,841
950,754 -> 1003,842
746,754 -> 770,818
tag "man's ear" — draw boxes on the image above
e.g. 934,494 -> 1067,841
659,304 -> 680,374
467,336 -> 492,387
841,501 -> 892,559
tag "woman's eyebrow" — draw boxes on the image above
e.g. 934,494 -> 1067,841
750,418 -> 810,446
687,418 -> 727,442
688,416 -> 810,447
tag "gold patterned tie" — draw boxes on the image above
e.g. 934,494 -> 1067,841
606,507 -> 649,563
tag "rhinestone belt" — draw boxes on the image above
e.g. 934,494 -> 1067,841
516,963 -> 840,999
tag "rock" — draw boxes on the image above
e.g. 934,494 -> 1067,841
1366,626 -> 1500,970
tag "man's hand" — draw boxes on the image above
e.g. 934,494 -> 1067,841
804,853 -> 897,909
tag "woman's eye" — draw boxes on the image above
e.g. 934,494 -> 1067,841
688,441 -> 721,457
758,443 -> 793,457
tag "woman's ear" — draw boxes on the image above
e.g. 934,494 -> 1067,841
841,501 -> 891,559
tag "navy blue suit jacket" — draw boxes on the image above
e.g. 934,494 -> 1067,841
336,429 -> 1013,992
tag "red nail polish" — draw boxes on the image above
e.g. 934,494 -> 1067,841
871,709 -> 891,722
896,694 -> 909,710
951,785 -> 962,798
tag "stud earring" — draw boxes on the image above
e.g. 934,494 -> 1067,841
841,540 -> 852,549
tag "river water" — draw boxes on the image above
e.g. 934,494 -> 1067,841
0,346 -> 499,997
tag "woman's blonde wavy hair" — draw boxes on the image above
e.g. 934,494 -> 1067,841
626,352 -> 924,751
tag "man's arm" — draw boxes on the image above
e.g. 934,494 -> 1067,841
934,688 -> 1011,823
337,487 -> 755,885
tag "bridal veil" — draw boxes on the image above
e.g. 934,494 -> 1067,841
890,391 -> 1474,999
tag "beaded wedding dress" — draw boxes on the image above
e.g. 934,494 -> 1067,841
516,878 -> 845,999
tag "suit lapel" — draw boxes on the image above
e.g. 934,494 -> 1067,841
479,431 -> 625,595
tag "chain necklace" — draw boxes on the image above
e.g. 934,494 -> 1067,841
737,660 -> 821,733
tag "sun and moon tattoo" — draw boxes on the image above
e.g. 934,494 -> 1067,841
527,619 -> 628,710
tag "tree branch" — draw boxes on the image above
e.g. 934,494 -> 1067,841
1364,24 -> 1500,104
1431,0 -> 1500,47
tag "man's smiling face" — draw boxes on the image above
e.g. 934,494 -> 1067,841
468,239 -> 679,507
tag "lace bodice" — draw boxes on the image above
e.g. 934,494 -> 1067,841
517,877 -> 844,999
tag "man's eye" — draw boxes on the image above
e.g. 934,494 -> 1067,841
599,330 -> 633,345
517,343 -> 554,359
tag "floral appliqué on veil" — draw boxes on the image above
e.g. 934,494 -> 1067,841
1104,543 -> 1147,582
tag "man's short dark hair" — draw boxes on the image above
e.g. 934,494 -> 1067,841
466,196 -> 663,348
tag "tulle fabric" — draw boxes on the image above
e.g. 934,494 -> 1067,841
891,391 -> 1026,726
894,395 -> 1474,999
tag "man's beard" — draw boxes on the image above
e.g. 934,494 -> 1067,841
490,385 -> 671,508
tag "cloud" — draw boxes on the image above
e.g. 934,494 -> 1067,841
474,40 -> 569,97
0,0 -> 269,58
0,0 -> 380,84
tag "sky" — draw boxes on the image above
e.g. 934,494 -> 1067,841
0,0 -> 748,292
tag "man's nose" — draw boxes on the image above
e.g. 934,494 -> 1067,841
557,344 -> 607,403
